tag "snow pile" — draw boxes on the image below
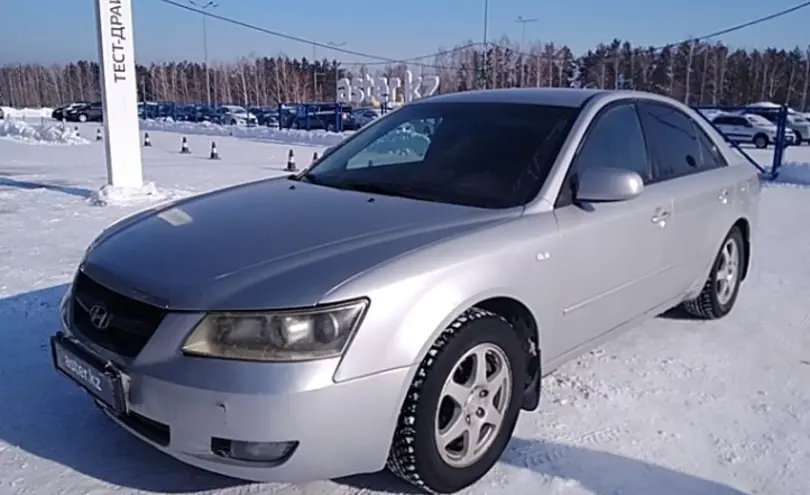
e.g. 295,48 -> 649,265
0,118 -> 89,145
89,182 -> 189,206
0,106 -> 53,119
140,118 -> 351,147
772,161 -> 810,187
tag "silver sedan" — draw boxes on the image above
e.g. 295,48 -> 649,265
51,87 -> 760,494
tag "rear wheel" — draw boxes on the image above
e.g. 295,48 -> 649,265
682,227 -> 744,320
753,134 -> 768,149
78,114 -> 88,123
387,308 -> 526,494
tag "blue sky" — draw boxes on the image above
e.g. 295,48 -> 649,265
1,0 -> 808,65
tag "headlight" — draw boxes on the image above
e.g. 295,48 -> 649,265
181,299 -> 369,362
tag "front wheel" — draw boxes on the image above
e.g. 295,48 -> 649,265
753,134 -> 768,149
387,308 -> 527,494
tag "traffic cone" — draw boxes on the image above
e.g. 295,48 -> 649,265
96,128 -> 102,141
286,149 -> 296,172
312,151 -> 318,163
180,136 -> 190,154
209,141 -> 220,160
143,132 -> 152,147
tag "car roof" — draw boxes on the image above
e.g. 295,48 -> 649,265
412,88 -> 605,108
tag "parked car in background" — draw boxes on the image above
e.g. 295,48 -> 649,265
50,88 -> 759,494
52,102 -> 88,121
216,105 -> 258,126
711,113 -> 794,148
344,107 -> 381,130
138,102 -> 176,120
289,110 -> 340,131
64,102 -> 103,122
248,106 -> 280,127
0,107 -> 4,120
744,102 -> 810,144
191,105 -> 218,123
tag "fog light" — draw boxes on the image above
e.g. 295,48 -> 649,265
211,438 -> 298,463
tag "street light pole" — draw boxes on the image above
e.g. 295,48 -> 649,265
515,16 -> 537,87
189,0 -> 217,105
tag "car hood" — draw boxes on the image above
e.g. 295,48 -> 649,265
83,178 -> 519,311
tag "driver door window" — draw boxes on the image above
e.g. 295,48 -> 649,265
346,118 -> 441,169
558,104 -> 650,207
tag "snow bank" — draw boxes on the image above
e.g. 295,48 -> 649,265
140,118 -> 351,147
772,161 -> 810,187
89,182 -> 190,206
0,106 -> 53,119
0,118 -> 89,145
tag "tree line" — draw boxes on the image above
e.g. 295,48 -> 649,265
2,37 -> 810,110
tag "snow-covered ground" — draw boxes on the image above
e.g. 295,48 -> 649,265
1,119 -> 809,495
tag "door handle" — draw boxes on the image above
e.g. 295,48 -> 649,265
718,189 -> 729,204
651,210 -> 670,225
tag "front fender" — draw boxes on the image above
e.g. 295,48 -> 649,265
331,256 -> 554,383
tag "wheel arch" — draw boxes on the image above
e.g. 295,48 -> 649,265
403,292 -> 545,413
475,296 -> 543,411
733,217 -> 752,281
687,217 -> 752,301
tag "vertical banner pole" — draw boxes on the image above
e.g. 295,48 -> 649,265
96,0 -> 143,189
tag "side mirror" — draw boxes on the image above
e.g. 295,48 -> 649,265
575,167 -> 644,203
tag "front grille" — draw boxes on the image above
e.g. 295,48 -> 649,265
71,271 -> 167,358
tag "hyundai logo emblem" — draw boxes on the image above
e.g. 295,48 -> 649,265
88,304 -> 111,330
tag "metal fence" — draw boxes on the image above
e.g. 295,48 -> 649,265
693,104 -> 790,178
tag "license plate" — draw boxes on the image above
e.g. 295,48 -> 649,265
51,334 -> 125,415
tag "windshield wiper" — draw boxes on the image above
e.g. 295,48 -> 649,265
289,173 -> 318,183
330,181 -> 432,201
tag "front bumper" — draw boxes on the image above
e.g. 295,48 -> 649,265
56,311 -> 412,482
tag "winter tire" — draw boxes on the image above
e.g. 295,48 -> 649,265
78,114 -> 88,123
753,134 -> 768,149
387,307 -> 527,494
682,226 -> 744,320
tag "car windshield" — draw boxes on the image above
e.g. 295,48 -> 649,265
299,101 -> 578,209
745,114 -> 774,127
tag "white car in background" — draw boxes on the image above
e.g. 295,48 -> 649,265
711,112 -> 794,148
745,101 -> 810,144
785,113 -> 810,144
217,105 -> 258,126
